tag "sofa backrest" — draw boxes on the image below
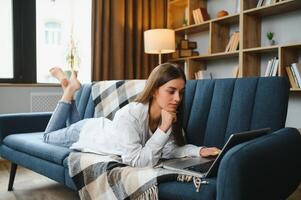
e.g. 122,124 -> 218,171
74,77 -> 290,149
182,77 -> 290,149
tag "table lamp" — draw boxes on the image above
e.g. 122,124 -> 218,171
144,29 -> 175,64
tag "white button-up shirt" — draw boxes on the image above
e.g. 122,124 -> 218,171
71,102 -> 202,167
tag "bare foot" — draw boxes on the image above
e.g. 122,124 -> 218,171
69,70 -> 81,91
49,67 -> 69,90
60,70 -> 81,102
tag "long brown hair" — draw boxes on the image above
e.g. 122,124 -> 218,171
136,63 -> 186,146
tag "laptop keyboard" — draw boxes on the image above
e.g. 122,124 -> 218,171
184,160 -> 215,173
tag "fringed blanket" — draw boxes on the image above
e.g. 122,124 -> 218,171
68,152 -> 201,200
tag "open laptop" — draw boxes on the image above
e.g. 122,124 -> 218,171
162,128 -> 271,178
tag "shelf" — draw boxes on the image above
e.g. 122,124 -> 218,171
175,21 -> 210,35
174,13 -> 240,35
169,0 -> 187,7
211,14 -> 240,25
281,43 -> 301,49
290,88 -> 301,92
243,46 -> 279,54
244,0 -> 301,17
170,51 -> 239,62
168,0 -> 301,80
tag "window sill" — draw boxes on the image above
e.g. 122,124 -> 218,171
0,83 -> 61,87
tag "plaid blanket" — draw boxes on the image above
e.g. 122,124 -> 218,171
92,80 -> 146,120
68,152 -> 201,200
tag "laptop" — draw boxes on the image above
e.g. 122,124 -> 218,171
162,128 -> 271,178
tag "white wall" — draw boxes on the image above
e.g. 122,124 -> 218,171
0,86 -> 62,114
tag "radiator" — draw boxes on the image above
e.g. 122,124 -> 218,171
30,92 -> 62,112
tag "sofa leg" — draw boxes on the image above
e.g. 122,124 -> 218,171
8,162 -> 17,191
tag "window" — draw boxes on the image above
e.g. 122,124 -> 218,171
0,0 -> 13,79
36,0 -> 92,83
0,0 -> 91,84
44,21 -> 62,45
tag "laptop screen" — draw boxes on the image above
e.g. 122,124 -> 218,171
205,127 -> 271,178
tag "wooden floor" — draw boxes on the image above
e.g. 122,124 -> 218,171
0,161 -> 79,200
0,160 -> 300,200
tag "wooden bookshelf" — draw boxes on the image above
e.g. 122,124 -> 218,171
167,0 -> 301,92
243,0 -> 301,16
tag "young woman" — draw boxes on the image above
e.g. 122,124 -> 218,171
44,63 -> 220,167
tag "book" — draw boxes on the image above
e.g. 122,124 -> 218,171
230,32 -> 239,51
290,65 -> 300,88
257,0 -> 265,7
192,10 -> 200,24
271,58 -> 279,76
225,32 -> 239,52
291,63 -> 301,88
285,66 -> 299,88
225,33 -> 235,52
264,59 -> 273,77
195,70 -> 212,79
196,8 -> 210,22
263,0 -> 272,6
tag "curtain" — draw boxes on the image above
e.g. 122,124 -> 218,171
92,0 -> 168,81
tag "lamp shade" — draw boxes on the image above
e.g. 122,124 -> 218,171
144,29 -> 175,54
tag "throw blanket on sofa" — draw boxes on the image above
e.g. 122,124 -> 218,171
68,152 -> 201,200
92,80 -> 146,120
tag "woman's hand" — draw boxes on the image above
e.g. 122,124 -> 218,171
159,109 -> 177,133
200,147 -> 221,157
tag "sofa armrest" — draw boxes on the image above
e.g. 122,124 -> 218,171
217,128 -> 301,200
0,112 -> 52,144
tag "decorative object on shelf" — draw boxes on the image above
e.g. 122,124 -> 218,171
179,40 -> 197,49
266,31 -> 275,45
172,39 -> 198,59
216,10 -> 229,18
144,29 -> 175,64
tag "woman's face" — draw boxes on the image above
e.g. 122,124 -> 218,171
152,78 -> 185,112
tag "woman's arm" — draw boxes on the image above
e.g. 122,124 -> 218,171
162,135 -> 221,159
117,114 -> 171,167
161,135 -> 202,159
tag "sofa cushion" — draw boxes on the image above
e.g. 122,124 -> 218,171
3,132 -> 72,165
92,80 -> 146,119
159,178 -> 216,200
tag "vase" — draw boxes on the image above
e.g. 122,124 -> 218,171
269,40 -> 275,45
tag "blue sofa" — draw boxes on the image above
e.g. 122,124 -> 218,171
1,77 -> 301,200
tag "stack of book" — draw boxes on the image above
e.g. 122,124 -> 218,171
195,70 -> 212,80
225,32 -> 239,52
264,57 -> 279,77
286,63 -> 301,89
192,7 -> 210,24
171,39 -> 199,59
257,0 -> 281,7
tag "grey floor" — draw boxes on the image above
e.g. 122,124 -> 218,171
0,161 -> 79,200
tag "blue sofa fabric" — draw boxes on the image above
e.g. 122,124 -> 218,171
0,77 -> 300,200
3,132 -> 72,165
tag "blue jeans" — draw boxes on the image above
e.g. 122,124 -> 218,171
43,101 -> 88,147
